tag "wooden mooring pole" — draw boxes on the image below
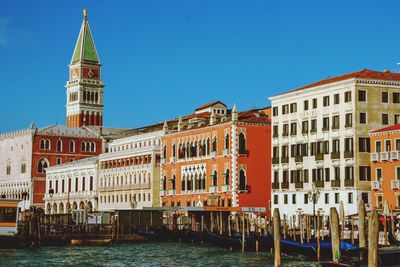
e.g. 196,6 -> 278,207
330,207 -> 340,262
317,210 -> 321,262
242,214 -> 245,253
273,208 -> 281,267
368,209 -> 379,267
358,199 -> 366,262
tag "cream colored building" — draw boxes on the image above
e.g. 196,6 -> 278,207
44,156 -> 99,214
98,130 -> 163,211
269,69 -> 400,220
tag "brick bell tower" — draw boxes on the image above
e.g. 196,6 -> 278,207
66,8 -> 104,128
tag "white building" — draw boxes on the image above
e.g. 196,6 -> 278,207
269,69 -> 400,220
98,130 -> 163,211
44,156 -> 98,214
0,127 -> 35,210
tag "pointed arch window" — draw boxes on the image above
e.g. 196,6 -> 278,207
172,144 -> 176,157
181,175 -> 186,191
40,139 -> 51,150
212,170 -> 218,187
212,137 -> 217,152
225,134 -> 230,150
239,169 -> 246,191
238,132 -> 246,155
162,176 -> 167,191
21,162 -> 26,174
163,145 -> 167,159
69,140 -> 75,153
38,158 -> 49,174
81,142 -> 86,152
56,140 -> 63,152
224,169 -> 230,185
206,139 -> 210,155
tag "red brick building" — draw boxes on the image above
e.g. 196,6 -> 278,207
160,102 -> 272,212
31,125 -> 103,206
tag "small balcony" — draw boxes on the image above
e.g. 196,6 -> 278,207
322,127 -> 329,132
272,182 -> 279,190
331,179 -> 340,188
391,151 -> 399,161
209,186 -> 217,193
332,124 -> 339,130
282,132 -> 289,137
170,157 -> 175,163
315,153 -> 324,161
391,180 -> 400,190
160,190 -> 165,197
344,151 -> 354,158
294,155 -> 303,163
302,129 -> 308,135
272,157 -> 280,164
371,181 -> 381,190
331,152 -> 340,159
168,189 -> 176,195
371,153 -> 379,162
381,152 -> 389,161
273,133 -> 279,138
281,182 -> 289,189
210,151 -> 216,158
295,182 -> 303,189
221,185 -> 230,193
160,158 -> 166,164
344,179 -> 354,187
281,157 -> 289,164
315,180 -> 324,188
222,149 -> 229,156
310,128 -> 317,134
345,123 -> 352,128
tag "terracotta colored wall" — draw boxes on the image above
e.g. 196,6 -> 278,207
237,124 -> 271,210
370,131 -> 400,210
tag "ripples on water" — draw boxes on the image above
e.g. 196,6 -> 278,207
0,242 -> 320,267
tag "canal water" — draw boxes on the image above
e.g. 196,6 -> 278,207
0,242 -> 320,266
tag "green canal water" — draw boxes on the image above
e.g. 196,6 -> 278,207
0,242 -> 320,267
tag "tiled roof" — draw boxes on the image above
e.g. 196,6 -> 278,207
195,101 -> 226,111
37,124 -> 98,138
278,69 -> 400,96
371,124 -> 400,134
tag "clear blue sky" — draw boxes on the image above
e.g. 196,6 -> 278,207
1,1 -> 400,132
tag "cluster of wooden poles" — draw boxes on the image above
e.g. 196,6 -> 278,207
273,199 -> 380,267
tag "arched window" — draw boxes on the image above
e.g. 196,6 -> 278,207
81,142 -> 86,152
212,137 -> 217,152
6,164 -> 11,175
172,144 -> 176,157
181,175 -> 186,191
224,169 -> 230,185
86,142 -> 91,152
40,140 -> 45,149
206,139 -> 210,155
239,169 -> 246,191
171,175 -> 176,190
225,134 -> 229,150
238,132 -> 246,154
21,162 -> 26,174
37,158 -> 49,174
163,145 -> 166,159
56,140 -> 62,152
45,140 -> 50,150
91,142 -> 96,152
69,140 -> 75,153
162,176 -> 167,191
212,170 -> 217,187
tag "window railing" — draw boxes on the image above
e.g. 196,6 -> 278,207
281,182 -> 289,189
272,157 -> 280,164
281,157 -> 289,164
344,179 -> 354,187
344,150 -> 354,158
331,152 -> 340,159
295,182 -> 304,189
315,180 -> 324,188
391,180 -> 400,190
272,182 -> 279,190
315,153 -> 324,161
371,153 -> 379,162
331,179 -> 340,188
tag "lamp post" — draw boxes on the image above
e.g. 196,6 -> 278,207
307,182 -> 320,238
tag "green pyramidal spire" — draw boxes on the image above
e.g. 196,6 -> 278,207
71,9 -> 100,64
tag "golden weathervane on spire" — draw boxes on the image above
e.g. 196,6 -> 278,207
82,8 -> 87,20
